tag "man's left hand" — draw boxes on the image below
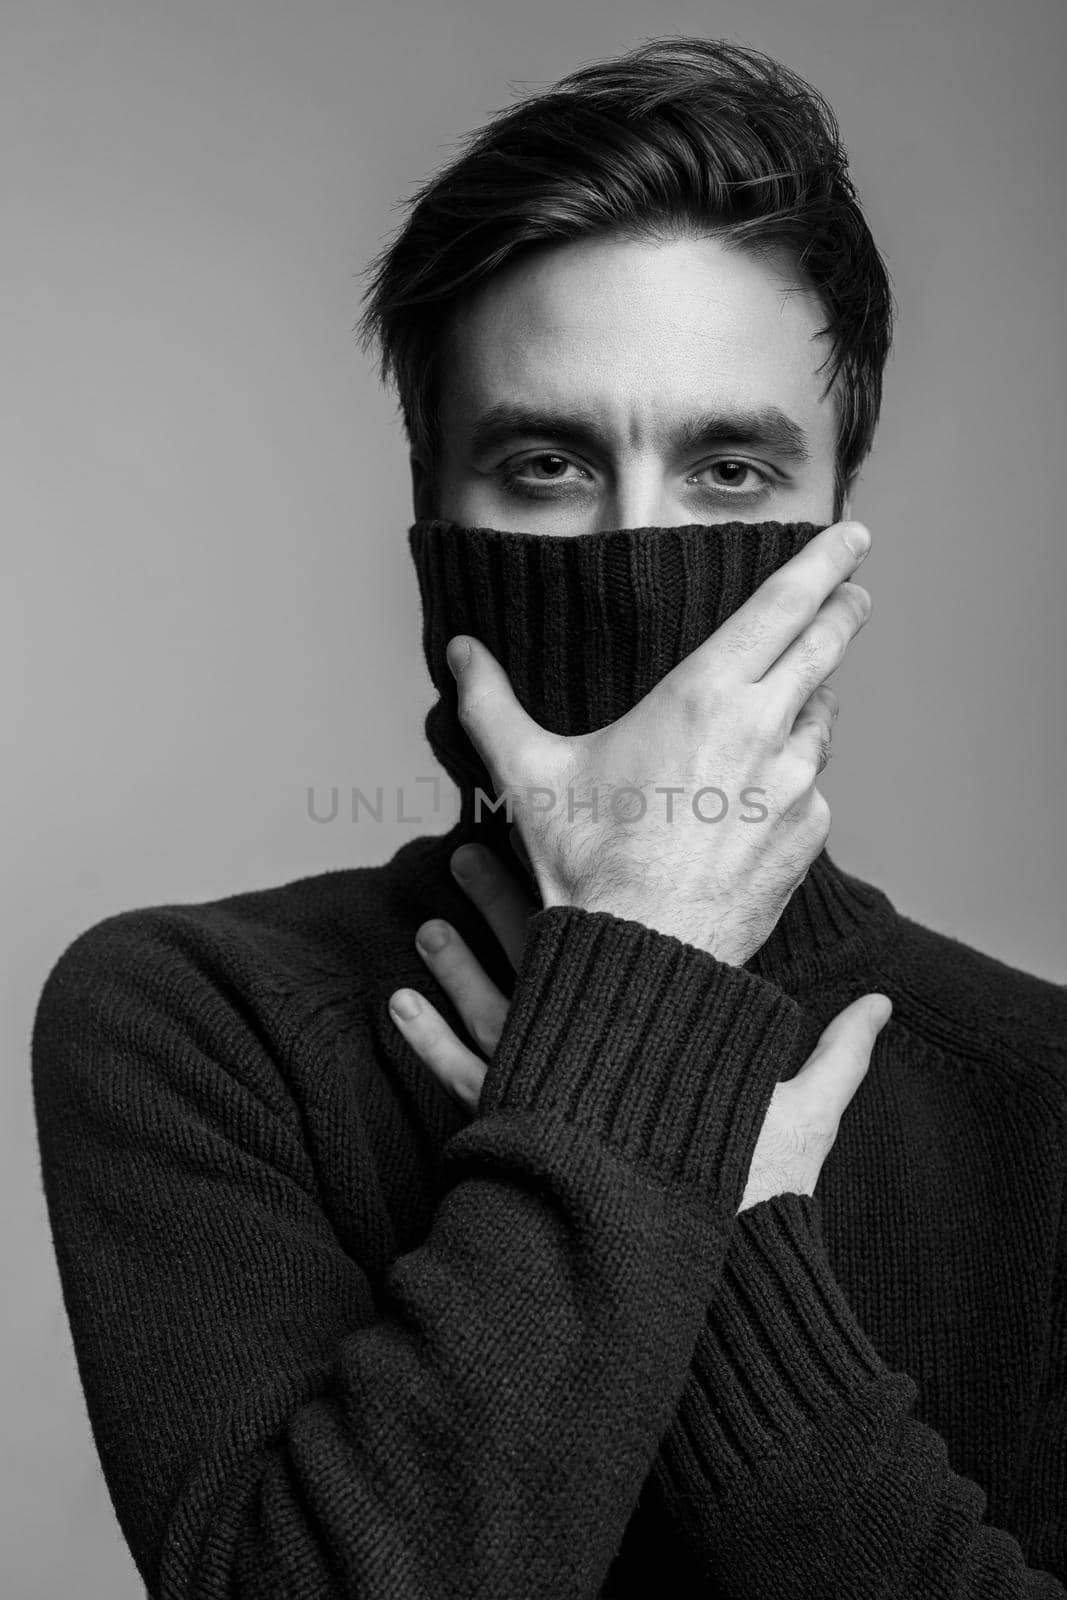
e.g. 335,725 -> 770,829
388,842 -> 533,1115
388,841 -> 891,1218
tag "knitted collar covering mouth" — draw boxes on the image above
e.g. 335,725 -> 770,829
406,516 -> 893,989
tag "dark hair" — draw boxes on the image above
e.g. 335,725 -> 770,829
356,36 -> 896,516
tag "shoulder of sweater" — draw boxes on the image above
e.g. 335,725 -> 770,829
29,846 -> 449,1182
34,832 -> 445,1027
868,904 -> 1067,1099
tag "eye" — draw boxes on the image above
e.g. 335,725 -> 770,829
693,459 -> 773,494
498,452 -> 591,499
503,453 -> 586,484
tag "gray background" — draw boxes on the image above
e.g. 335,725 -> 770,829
4,0 -> 1064,1593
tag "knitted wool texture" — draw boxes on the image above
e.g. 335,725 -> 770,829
30,518 -> 1067,1599
409,515 -> 825,819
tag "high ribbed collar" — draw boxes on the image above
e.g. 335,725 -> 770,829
408,515 -> 896,993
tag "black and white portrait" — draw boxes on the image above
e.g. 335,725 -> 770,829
8,5 -> 1066,1597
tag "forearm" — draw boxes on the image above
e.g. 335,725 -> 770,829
33,902 -> 808,1600
653,1193 -> 1067,1597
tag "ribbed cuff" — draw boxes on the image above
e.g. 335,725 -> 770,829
673,1192 -> 892,1478
478,904 -> 807,1207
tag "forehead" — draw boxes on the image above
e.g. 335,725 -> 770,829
439,233 -> 837,451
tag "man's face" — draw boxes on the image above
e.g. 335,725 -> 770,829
410,232 -> 846,533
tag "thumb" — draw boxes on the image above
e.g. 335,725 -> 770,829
447,634 -> 545,794
796,991 -> 892,1114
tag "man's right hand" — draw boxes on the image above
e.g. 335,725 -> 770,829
446,519 -> 873,966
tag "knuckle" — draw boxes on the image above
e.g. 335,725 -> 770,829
663,674 -> 716,723
751,692 -> 789,748
770,755 -> 809,814
795,627 -> 829,674
807,788 -> 832,839
849,582 -> 873,622
726,611 -> 777,662
725,613 -> 775,660
838,582 -> 871,629
827,616 -> 851,656
459,682 -> 503,733
771,1100 -> 835,1156
777,1123 -> 809,1161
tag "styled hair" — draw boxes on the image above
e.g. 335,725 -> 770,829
356,36 -> 896,516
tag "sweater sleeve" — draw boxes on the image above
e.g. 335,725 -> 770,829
31,901 -> 808,1600
650,1188 -> 1067,1596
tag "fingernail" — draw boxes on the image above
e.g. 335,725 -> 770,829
451,846 -> 481,883
446,637 -> 471,677
416,921 -> 449,954
842,523 -> 871,560
389,990 -> 421,1021
868,994 -> 892,1029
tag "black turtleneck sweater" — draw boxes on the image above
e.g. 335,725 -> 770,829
30,833 -> 1067,1598
31,516 -> 1067,1598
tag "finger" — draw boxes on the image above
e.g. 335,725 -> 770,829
795,993 -> 893,1117
451,843 -> 536,971
664,521 -> 872,696
790,683 -> 838,775
414,919 -> 510,1058
448,634 -> 546,797
794,682 -> 839,727
387,987 -> 486,1116
760,581 -> 872,728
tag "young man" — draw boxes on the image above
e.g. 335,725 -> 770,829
32,37 -> 1066,1599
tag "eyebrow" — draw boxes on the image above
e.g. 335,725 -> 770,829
465,402 -> 813,465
